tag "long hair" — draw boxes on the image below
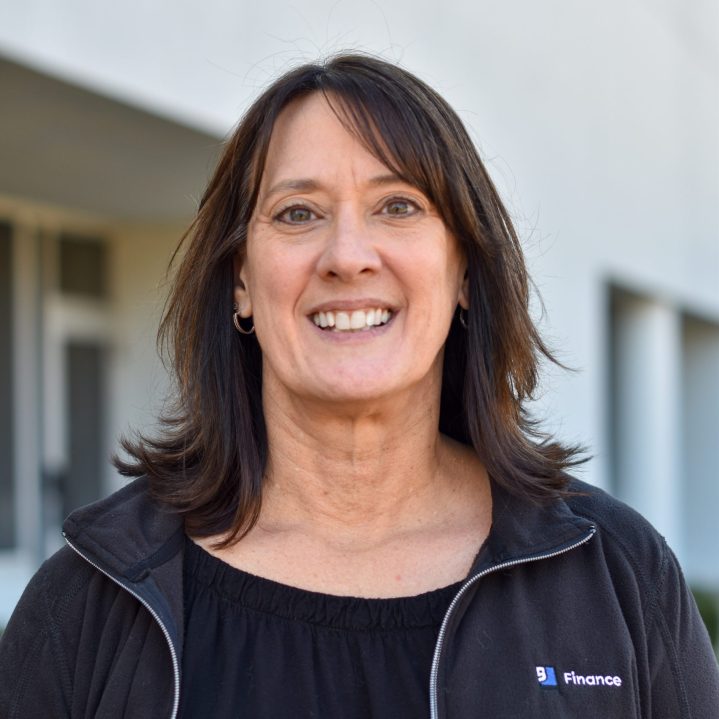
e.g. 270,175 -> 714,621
115,53 -> 584,545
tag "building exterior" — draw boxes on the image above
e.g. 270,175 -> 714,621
0,0 -> 717,633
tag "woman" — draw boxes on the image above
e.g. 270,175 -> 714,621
1,54 -> 717,719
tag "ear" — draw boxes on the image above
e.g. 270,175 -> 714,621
233,252 -> 253,318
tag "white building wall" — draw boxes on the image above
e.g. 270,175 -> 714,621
0,0 -> 717,607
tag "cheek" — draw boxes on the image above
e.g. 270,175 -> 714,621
245,248 -> 310,326
422,244 -> 465,302
253,264 -> 287,299
245,237 -> 288,297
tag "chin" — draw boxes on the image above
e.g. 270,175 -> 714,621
308,382 -> 396,406
303,369 -> 432,409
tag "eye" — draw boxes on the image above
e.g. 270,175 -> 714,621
382,197 -> 421,217
275,205 -> 317,224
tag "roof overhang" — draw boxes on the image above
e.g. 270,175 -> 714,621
0,55 -> 222,221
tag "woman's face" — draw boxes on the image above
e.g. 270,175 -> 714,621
237,92 -> 468,409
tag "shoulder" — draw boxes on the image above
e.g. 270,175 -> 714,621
565,478 -> 665,546
0,540 -> 130,642
4,545 -> 98,640
563,479 -> 667,547
561,478 -> 678,621
0,546 -> 121,717
564,478 -> 668,571
560,481 -> 719,712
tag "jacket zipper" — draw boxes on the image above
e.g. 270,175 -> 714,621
63,534 -> 181,719
428,526 -> 596,719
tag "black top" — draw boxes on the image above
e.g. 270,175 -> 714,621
179,536 -> 461,718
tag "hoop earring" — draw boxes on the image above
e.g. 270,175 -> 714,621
459,308 -> 468,329
233,310 -> 255,335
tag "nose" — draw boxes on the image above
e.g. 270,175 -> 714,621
315,206 -> 382,281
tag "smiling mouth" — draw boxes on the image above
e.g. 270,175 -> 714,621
312,308 -> 393,332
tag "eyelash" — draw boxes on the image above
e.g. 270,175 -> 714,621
273,196 -> 423,225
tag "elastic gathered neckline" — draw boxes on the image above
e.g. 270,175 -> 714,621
184,534 -> 462,632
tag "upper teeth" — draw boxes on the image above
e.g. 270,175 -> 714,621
312,308 -> 392,331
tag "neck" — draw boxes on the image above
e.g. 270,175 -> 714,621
258,371 -> 463,546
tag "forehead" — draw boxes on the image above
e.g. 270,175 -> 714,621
259,92 -> 395,191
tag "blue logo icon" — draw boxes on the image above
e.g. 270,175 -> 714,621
536,666 -> 558,687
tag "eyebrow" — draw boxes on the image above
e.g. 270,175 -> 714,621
263,173 -> 408,199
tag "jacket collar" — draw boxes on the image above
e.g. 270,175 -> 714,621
62,476 -> 186,675
63,476 -> 184,582
470,478 -> 595,575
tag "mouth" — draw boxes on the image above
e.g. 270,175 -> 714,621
311,307 -> 393,333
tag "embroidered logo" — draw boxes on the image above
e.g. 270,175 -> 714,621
536,666 -> 558,687
535,666 -> 624,689
563,671 -> 623,687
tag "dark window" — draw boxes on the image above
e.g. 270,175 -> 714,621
59,234 -> 108,299
63,342 -> 105,517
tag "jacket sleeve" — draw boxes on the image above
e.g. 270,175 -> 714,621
0,548 -> 94,718
646,542 -> 719,718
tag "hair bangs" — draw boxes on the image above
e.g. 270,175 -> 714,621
315,76 -> 453,226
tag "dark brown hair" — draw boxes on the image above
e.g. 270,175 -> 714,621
115,53 -> 584,544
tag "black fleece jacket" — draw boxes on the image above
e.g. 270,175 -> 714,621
0,476 -> 717,718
